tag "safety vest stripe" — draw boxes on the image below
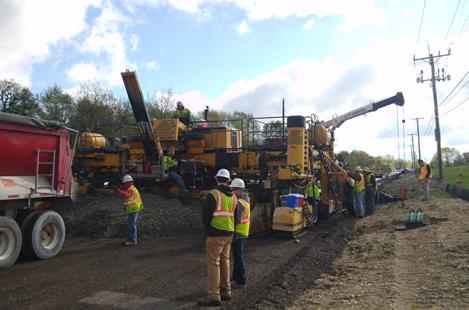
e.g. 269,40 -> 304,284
124,197 -> 142,205
240,218 -> 250,223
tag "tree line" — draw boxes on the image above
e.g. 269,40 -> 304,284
3,78 -> 464,169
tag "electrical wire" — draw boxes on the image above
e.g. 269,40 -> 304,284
454,0 -> 467,37
441,96 -> 469,116
417,0 -> 427,43
439,70 -> 469,107
441,78 -> 469,108
459,13 -> 469,35
445,0 -> 462,41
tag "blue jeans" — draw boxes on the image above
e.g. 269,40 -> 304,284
127,212 -> 139,243
231,239 -> 246,285
354,191 -> 365,217
365,190 -> 376,214
169,171 -> 186,191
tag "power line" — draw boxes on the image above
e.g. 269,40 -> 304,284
445,0 -> 462,41
439,70 -> 469,106
459,13 -> 469,35
441,96 -> 469,116
440,77 -> 469,107
454,0 -> 467,37
417,0 -> 427,43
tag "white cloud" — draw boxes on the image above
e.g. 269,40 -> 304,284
237,20 -> 250,35
146,61 -> 161,71
66,62 -> 98,84
303,18 -> 315,30
130,34 -> 139,51
0,0 -> 100,86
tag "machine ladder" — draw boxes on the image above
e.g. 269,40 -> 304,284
318,148 -> 343,212
35,149 -> 56,192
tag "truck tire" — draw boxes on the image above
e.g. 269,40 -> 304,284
23,211 -> 66,260
18,211 -> 39,258
0,216 -> 22,270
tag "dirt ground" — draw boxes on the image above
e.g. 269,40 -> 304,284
292,172 -> 469,310
2,172 -> 468,310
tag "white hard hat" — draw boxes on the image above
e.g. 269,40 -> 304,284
354,166 -> 362,172
229,178 -> 245,189
215,169 -> 230,179
123,175 -> 134,183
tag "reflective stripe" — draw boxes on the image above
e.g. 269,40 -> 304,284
236,199 -> 250,236
124,197 -> 142,205
420,163 -> 433,179
209,189 -> 237,232
124,186 -> 143,214
354,174 -> 365,192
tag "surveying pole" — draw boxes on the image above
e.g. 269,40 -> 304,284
414,48 -> 451,179
411,117 -> 424,160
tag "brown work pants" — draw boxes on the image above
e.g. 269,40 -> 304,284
205,236 -> 232,301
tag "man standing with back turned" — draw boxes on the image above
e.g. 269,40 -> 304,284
418,159 -> 432,201
198,169 -> 239,307
229,178 -> 250,289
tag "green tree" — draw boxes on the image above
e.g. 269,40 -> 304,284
350,150 -> 375,169
0,78 -> 39,117
440,147 -> 460,167
69,79 -> 120,137
39,84 -> 73,124
463,152 -> 469,164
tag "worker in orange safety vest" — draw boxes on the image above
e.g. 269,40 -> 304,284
417,159 -> 433,201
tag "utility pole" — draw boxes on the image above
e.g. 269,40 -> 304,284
408,133 -> 417,169
411,117 -> 424,160
407,144 -> 415,169
414,47 -> 451,179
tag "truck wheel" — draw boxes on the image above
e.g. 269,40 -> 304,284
0,216 -> 22,270
23,211 -> 65,260
18,211 -> 39,258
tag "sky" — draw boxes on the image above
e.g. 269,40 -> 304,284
1,0 -> 469,164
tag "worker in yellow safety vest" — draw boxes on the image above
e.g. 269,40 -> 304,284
116,175 -> 143,246
347,166 -> 365,218
172,101 -> 192,125
198,169 -> 239,307
362,167 -> 377,215
229,178 -> 250,289
418,159 -> 433,201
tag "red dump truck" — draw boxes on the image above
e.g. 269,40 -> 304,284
0,112 -> 78,270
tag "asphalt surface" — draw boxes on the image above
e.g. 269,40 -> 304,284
1,215 -> 356,310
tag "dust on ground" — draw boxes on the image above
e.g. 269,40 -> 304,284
291,172 -> 469,310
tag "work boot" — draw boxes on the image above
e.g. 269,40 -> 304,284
220,295 -> 231,301
122,239 -> 129,244
124,241 -> 137,246
197,298 -> 221,307
231,281 -> 247,289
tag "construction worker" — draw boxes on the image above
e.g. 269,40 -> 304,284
417,159 -> 432,201
305,182 -> 320,206
362,167 -> 378,215
163,149 -> 189,193
172,101 -> 192,125
116,175 -> 143,246
198,169 -> 239,307
229,178 -> 250,289
347,166 -> 365,218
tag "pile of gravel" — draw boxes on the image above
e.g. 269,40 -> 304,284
66,193 -> 204,240
380,171 -> 446,199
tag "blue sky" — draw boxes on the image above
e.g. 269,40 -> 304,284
1,0 -> 469,163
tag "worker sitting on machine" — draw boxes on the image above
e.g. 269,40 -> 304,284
163,149 -> 189,193
172,101 -> 192,126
